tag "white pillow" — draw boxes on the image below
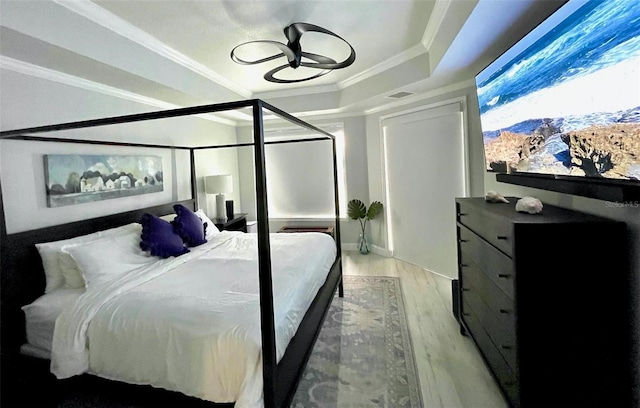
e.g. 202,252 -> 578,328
60,253 -> 87,289
35,245 -> 66,293
159,213 -> 176,222
21,288 -> 84,352
62,232 -> 155,289
36,223 -> 142,292
195,209 -> 220,239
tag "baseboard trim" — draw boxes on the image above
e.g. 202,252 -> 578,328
372,245 -> 392,257
341,243 -> 392,257
342,243 -> 357,252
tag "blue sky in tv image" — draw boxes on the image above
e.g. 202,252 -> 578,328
475,0 -> 640,180
477,0 -> 640,127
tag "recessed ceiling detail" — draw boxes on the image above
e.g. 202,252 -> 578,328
387,91 -> 416,99
0,0 -> 562,116
230,22 -> 356,84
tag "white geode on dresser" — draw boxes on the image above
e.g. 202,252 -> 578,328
515,196 -> 543,214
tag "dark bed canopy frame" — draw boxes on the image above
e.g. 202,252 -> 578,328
0,99 -> 344,408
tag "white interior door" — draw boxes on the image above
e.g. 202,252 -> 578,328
384,106 -> 466,278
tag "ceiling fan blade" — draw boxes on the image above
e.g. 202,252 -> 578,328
231,22 -> 356,83
286,22 -> 333,38
300,52 -> 337,65
284,23 -> 305,45
264,63 -> 332,84
230,40 -> 295,65
285,23 -> 356,69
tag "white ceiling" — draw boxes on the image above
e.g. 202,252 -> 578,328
0,0 -> 566,122
94,0 -> 433,92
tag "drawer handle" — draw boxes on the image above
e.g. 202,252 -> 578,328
499,309 -> 512,314
458,213 -> 467,217
462,312 -> 471,317
500,345 -> 513,350
497,235 -> 509,240
461,288 -> 471,292
458,239 -> 469,243
460,263 -> 469,268
497,274 -> 511,279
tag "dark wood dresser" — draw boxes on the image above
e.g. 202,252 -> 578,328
455,197 -> 630,408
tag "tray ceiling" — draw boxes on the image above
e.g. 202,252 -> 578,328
0,0 -> 565,119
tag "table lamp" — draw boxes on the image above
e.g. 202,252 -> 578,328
205,174 -> 233,222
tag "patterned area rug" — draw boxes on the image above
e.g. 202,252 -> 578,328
291,275 -> 423,408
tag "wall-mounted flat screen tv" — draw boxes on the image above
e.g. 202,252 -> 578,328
475,0 -> 640,182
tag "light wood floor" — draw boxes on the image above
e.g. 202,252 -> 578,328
342,251 -> 508,408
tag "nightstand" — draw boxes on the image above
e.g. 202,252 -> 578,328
215,213 -> 248,232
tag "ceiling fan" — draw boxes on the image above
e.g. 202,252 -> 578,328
230,22 -> 356,84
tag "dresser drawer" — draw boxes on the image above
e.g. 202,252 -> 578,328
455,197 -> 630,408
460,256 -> 516,329
458,225 -> 515,299
462,300 -> 520,407
463,283 -> 517,373
457,201 -> 513,256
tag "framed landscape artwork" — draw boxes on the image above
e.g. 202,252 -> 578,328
44,154 -> 163,208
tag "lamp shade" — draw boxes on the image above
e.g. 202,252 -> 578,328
205,175 -> 233,194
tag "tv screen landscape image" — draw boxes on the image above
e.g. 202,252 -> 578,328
476,0 -> 640,181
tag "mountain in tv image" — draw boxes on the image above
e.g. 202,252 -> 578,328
477,0 -> 640,180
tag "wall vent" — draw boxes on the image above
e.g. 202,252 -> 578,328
386,91 -> 415,99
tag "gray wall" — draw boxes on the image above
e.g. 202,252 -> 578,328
193,147 -> 242,219
236,115 -> 369,250
0,69 -> 240,232
367,81 -> 640,399
364,84 -> 484,250
313,116 -> 369,249
0,139 -> 189,234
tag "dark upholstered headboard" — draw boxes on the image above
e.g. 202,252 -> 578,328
0,199 -> 196,358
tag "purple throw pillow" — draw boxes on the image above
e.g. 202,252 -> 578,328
140,213 -> 189,258
172,204 -> 207,247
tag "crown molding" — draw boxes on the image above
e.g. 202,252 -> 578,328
255,41 -> 428,99
2,55 -> 474,128
422,0 -> 452,50
0,57 -> 237,127
289,109 -> 365,121
254,83 -> 340,100
52,0 -> 252,98
338,43 -> 427,89
246,78 -> 476,122
47,0 -> 446,105
237,108 -> 366,127
364,78 -> 475,115
258,107 -> 347,124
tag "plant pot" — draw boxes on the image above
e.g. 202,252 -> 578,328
357,233 -> 370,255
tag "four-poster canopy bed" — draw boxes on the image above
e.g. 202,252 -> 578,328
0,99 -> 343,408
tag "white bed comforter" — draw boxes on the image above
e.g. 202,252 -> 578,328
51,231 -> 336,408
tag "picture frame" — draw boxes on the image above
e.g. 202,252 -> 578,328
44,154 -> 163,207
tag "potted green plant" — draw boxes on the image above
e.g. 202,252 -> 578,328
347,199 -> 383,254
